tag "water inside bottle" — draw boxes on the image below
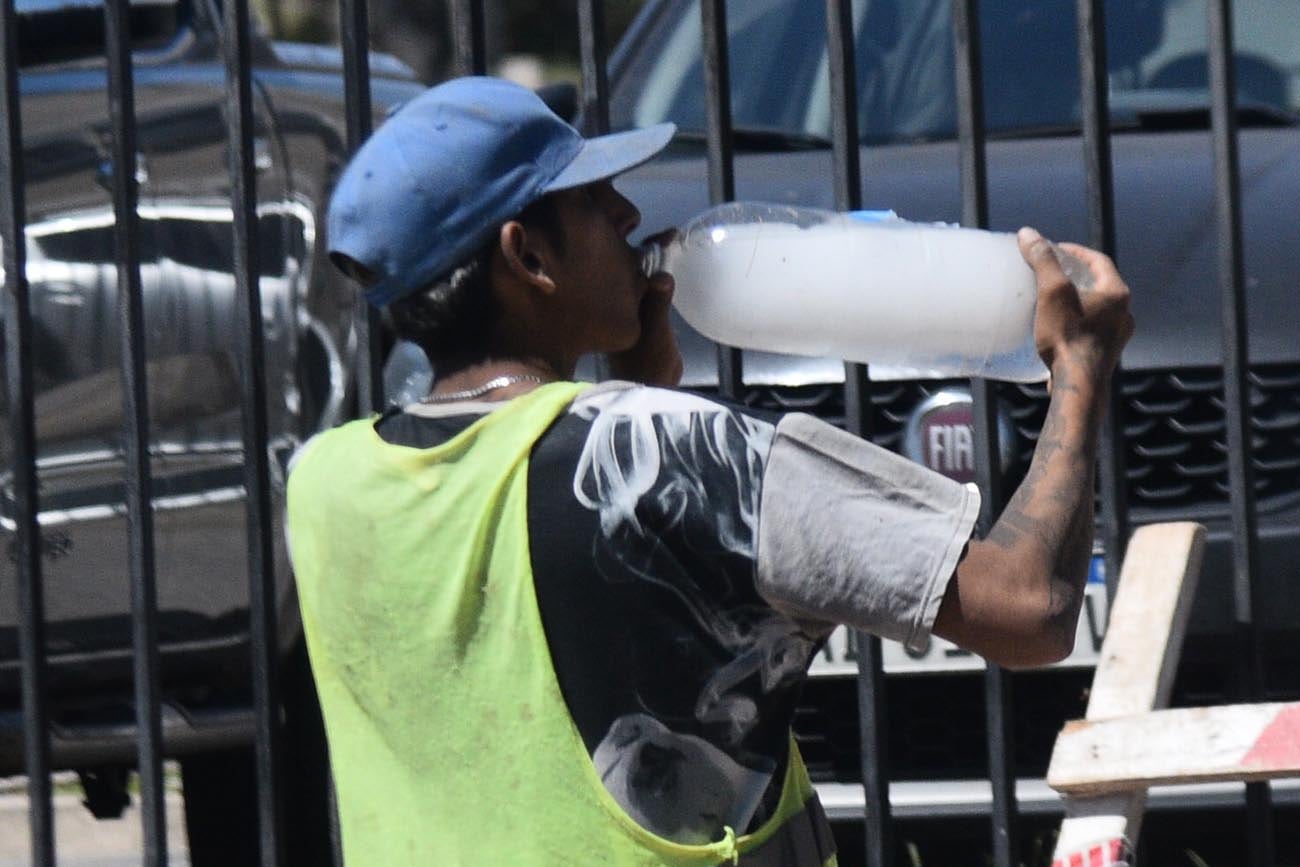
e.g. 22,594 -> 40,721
660,217 -> 1046,381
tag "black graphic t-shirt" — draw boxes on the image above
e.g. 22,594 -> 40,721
373,382 -> 979,845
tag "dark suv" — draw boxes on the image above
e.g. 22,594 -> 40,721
596,0 -> 1300,857
0,0 -> 424,858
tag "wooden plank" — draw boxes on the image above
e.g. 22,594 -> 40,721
1086,523 -> 1206,719
1050,522 -> 1205,864
1048,701 -> 1300,796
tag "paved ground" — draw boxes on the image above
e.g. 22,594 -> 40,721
0,775 -> 189,867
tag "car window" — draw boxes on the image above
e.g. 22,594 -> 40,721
1134,0 -> 1300,113
612,0 -> 1300,145
15,0 -> 184,67
628,0 -> 839,135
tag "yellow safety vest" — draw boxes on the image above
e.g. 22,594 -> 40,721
287,382 -> 835,865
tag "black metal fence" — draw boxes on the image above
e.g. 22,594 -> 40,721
0,0 -> 1270,865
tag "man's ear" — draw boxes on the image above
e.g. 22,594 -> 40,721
498,220 -> 557,295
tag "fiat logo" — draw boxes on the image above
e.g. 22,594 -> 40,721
902,389 -> 1016,483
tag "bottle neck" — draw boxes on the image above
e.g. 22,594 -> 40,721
639,241 -> 664,277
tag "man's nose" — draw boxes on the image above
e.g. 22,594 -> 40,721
608,186 -> 641,236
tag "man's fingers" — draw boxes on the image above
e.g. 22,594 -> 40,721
1054,241 -> 1106,264
1055,241 -> 1121,288
1018,227 -> 1070,288
647,270 -> 675,297
644,273 -> 675,318
1019,226 -> 1078,318
1054,240 -> 1132,325
1021,231 -> 1135,371
1017,226 -> 1058,266
610,266 -> 684,387
1021,227 -> 1083,368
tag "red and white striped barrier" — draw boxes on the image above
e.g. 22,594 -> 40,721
1048,700 -> 1300,796
1046,525 -> 1300,861
1048,523 -> 1206,866
1051,838 -> 1132,867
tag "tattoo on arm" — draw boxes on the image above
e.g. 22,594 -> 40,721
986,360 -> 1102,621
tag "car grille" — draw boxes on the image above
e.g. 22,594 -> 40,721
792,668 -> 1092,782
699,362 -> 1300,514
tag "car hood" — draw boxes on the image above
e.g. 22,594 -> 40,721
612,127 -> 1300,387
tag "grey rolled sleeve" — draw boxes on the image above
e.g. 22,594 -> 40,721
755,412 -> 981,652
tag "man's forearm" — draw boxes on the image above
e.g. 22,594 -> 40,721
934,231 -> 1132,667
987,356 -> 1108,636
936,356 -> 1110,666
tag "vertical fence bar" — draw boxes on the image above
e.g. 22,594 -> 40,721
1206,1 -> 1273,863
338,0 -> 383,413
951,3 -> 1016,865
699,0 -> 733,210
951,0 -> 988,233
104,1 -> 166,862
1075,0 -> 1128,602
844,372 -> 890,867
326,12 -> 368,856
825,0 -> 860,216
1075,0 -> 1114,258
222,0 -> 284,863
450,0 -> 487,77
0,1 -> 54,863
338,0 -> 372,154
699,0 -> 742,399
825,2 -> 891,864
577,0 -> 609,136
577,0 -> 614,383
981,663 -> 1015,867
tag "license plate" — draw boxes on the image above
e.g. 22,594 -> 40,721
808,554 -> 1110,676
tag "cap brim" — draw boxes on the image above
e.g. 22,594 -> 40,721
542,122 -> 676,192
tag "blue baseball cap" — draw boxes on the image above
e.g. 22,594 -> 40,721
327,76 -> 676,307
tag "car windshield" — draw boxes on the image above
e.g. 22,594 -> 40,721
610,0 -> 1300,144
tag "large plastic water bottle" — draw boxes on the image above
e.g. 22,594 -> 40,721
641,202 -> 1058,383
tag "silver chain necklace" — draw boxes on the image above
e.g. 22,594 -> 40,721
420,374 -> 545,404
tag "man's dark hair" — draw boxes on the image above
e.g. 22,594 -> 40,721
385,194 -> 563,374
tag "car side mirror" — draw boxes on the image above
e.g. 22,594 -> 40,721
536,82 -> 579,124
17,0 -> 187,68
